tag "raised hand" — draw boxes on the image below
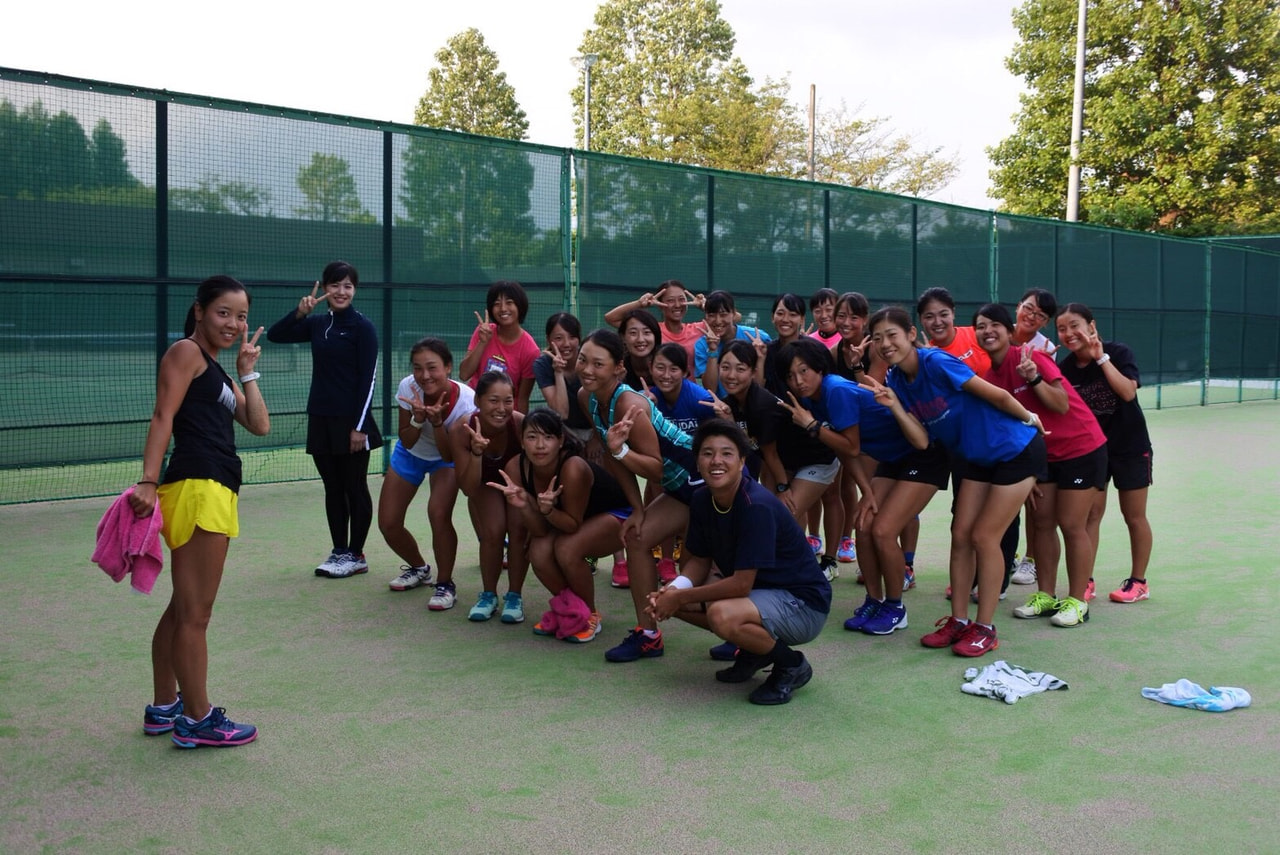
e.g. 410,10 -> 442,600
544,345 -> 567,374
748,327 -> 768,358
1015,344 -> 1039,382
296,280 -> 330,317
637,292 -> 658,308
857,374 -> 899,409
1085,328 -> 1105,361
800,322 -> 816,337
777,391 -> 815,428
842,334 -> 871,369
536,475 -> 563,515
606,405 -> 640,455
698,389 -> 733,419
638,376 -> 657,402
473,309 -> 494,347
485,469 -> 528,509
464,421 -> 490,456
684,290 -> 706,310
421,388 -> 450,427
397,385 -> 430,425
703,325 -> 721,352
236,325 -> 263,376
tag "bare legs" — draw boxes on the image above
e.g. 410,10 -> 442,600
151,527 -> 228,721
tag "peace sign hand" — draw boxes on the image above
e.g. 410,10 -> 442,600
236,325 -> 263,376
698,389 -> 733,420
1015,344 -> 1039,382
464,421 -> 490,457
296,281 -> 330,317
639,377 -> 657,403
1084,329 -> 1105,361
684,290 -> 706,310
397,385 -> 430,424
485,469 -> 527,509
703,325 -> 720,351
606,405 -> 640,455
421,389 -> 450,427
843,334 -> 871,368
748,327 -> 768,356
473,309 -> 494,347
536,476 -> 563,515
777,392 -> 815,428
544,346 -> 567,374
637,292 -> 658,309
800,322 -> 816,337
858,375 -> 899,409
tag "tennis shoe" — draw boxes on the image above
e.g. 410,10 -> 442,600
843,596 -> 881,632
1013,591 -> 1059,619
951,622 -> 999,657
171,706 -> 257,749
1110,577 -> 1149,603
820,555 -> 839,582
143,694 -> 182,736
1084,577 -> 1096,601
428,581 -> 457,611
747,655 -> 813,705
861,601 -> 908,635
500,591 -> 525,623
837,537 -> 857,563
715,650 -> 768,684
657,558 -> 678,585
566,612 -> 602,644
807,535 -> 823,555
389,564 -> 432,591
605,627 -> 664,662
611,559 -> 630,589
904,565 -> 916,590
709,641 -> 739,661
468,590 -> 499,621
921,616 -> 970,648
1011,556 -> 1037,585
314,551 -> 342,576
318,551 -> 367,578
1049,596 -> 1089,627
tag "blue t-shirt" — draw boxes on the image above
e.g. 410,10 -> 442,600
685,478 -> 832,615
652,379 -> 715,436
886,348 -> 1035,467
693,324 -> 773,381
803,374 -> 913,464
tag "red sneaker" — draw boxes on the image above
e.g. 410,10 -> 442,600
656,558 -> 678,585
951,622 -> 999,657
611,560 -> 630,589
1084,577 -> 1096,601
921,616 -> 969,648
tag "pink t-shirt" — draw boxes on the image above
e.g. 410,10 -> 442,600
466,326 -> 541,388
986,349 -> 1106,462
809,329 -> 842,349
661,320 -> 707,366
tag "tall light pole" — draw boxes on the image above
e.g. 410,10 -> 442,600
572,54 -> 599,150
1066,0 -> 1087,221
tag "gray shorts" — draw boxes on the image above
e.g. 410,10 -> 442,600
748,588 -> 827,646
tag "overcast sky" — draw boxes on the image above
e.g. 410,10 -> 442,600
6,0 -> 1027,209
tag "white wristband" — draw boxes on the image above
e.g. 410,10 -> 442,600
1096,353 -> 1111,366
612,443 -> 630,460
239,372 -> 260,384
409,416 -> 425,429
669,575 -> 694,590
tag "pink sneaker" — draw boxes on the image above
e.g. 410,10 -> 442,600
1109,577 -> 1149,603
1084,577 -> 1096,601
611,560 -> 630,589
656,558 -> 678,584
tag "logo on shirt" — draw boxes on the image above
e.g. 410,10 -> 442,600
483,354 -> 510,377
218,383 -> 236,414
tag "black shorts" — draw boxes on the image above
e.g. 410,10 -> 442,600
961,435 -> 1048,486
665,475 -> 706,506
1109,450 -> 1153,491
1044,445 -> 1108,490
875,443 -> 950,490
306,413 -> 384,456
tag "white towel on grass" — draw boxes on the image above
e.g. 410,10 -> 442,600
1141,679 -> 1251,712
961,660 -> 1068,704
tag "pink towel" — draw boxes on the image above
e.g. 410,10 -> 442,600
539,589 -> 592,640
91,487 -> 165,594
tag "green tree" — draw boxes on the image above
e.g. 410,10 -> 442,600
989,0 -> 1280,234
414,28 -> 529,139
89,119 -> 137,189
172,174 -> 272,215
0,101 -> 142,199
812,101 -> 959,197
295,153 -> 373,223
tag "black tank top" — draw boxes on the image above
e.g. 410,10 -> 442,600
520,454 -> 630,522
163,344 -> 242,492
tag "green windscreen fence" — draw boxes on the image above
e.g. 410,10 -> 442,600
3,67 -> 1278,503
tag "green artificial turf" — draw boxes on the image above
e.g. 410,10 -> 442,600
2,402 -> 1278,853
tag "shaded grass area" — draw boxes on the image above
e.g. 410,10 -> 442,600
2,403 -> 1278,853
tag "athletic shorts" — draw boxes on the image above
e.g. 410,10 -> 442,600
875,444 -> 950,490
157,478 -> 238,550
1044,445 -> 1108,491
1109,449 -> 1153,491
748,588 -> 828,646
664,475 -> 706,506
961,435 -> 1048,486
389,441 -> 453,487
792,458 -> 841,487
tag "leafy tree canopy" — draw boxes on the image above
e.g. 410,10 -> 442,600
295,153 -> 374,223
414,28 -> 529,140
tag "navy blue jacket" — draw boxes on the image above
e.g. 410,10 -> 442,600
268,307 -> 379,432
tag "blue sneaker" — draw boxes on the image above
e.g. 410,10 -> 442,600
843,597 -> 881,632
904,565 -> 916,590
837,536 -> 857,563
605,627 -> 664,662
500,591 -> 525,624
171,706 -> 257,749
861,600 -> 908,635
709,641 -> 739,661
143,694 -> 182,736
469,591 -> 499,621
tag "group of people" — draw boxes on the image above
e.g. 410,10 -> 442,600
127,265 -> 1155,744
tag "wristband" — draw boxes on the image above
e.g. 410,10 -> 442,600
612,443 -> 631,461
1024,414 -> 1037,426
409,416 -> 425,429
668,575 -> 694,590
1027,375 -> 1043,387
1096,353 -> 1111,366
239,371 -> 260,384
136,480 -> 159,487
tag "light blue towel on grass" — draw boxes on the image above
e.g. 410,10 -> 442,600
1141,679 -> 1252,712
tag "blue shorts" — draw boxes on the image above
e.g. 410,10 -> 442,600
748,588 -> 828,646
389,441 -> 453,487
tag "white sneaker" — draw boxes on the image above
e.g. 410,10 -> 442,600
389,565 -> 433,591
428,581 -> 457,611
1011,556 -> 1037,585
319,552 -> 368,579
314,551 -> 342,576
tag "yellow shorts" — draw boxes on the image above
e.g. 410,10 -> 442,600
157,479 -> 239,550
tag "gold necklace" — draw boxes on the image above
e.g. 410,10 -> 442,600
711,495 -> 733,515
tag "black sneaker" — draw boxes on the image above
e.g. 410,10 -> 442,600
715,651 -> 767,684
709,641 -> 739,661
748,654 -> 814,705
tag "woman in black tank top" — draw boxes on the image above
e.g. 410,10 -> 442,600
451,371 -> 527,623
489,409 -> 631,644
129,276 -> 270,748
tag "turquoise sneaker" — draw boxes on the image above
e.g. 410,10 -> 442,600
469,591 -> 499,622
500,591 -> 525,624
